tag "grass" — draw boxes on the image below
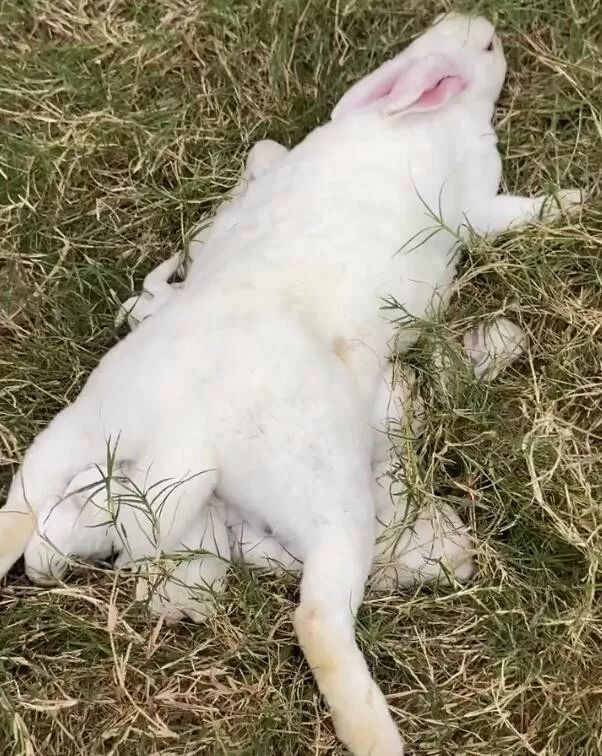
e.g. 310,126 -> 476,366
0,0 -> 601,753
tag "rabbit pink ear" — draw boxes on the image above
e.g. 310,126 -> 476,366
331,54 -> 467,120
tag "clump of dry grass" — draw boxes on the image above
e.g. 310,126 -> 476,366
0,1 -> 601,754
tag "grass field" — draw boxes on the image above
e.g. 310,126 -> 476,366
0,1 -> 601,754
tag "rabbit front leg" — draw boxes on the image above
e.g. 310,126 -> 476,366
236,138 -> 288,193
467,189 -> 584,237
116,139 -> 289,331
116,254 -> 184,329
463,316 -> 526,381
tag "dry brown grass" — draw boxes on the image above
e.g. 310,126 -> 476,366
0,1 -> 601,754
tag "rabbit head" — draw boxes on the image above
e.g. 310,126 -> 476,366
331,13 -> 506,121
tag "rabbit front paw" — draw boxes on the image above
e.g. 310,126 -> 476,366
541,188 -> 585,222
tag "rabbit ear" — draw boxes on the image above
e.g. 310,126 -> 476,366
331,53 -> 467,120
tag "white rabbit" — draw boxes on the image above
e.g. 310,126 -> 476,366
114,143 -> 529,589
0,13 -> 583,756
113,140 -> 473,587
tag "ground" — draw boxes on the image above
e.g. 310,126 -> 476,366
0,1 -> 601,754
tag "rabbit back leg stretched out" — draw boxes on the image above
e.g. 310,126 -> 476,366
210,323 -> 403,755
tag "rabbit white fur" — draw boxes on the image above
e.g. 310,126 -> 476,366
21,354 -> 484,595
112,139 -> 525,591
0,13 -> 584,756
